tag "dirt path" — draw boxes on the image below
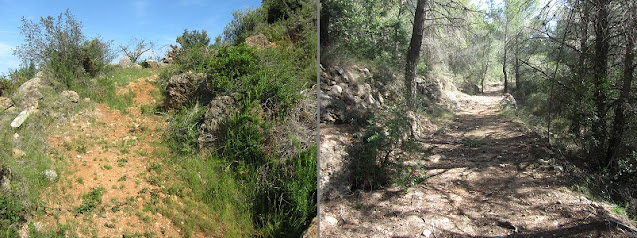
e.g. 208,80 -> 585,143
34,75 -> 184,237
320,93 -> 637,237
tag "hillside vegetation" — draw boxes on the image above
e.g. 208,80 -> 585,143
320,0 -> 637,236
1,1 -> 317,237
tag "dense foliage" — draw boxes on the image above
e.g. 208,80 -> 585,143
163,0 -> 317,236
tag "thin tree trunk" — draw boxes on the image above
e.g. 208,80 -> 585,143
394,0 -> 405,54
605,0 -> 635,166
405,0 -> 427,107
481,58 -> 489,94
514,37 -> 520,93
320,0 -> 330,48
592,0 -> 611,168
503,20 -> 509,94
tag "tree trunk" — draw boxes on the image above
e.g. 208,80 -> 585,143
591,0 -> 611,168
404,0 -> 427,107
319,0 -> 330,48
394,0 -> 405,54
481,58 -> 489,94
605,1 -> 635,167
514,37 -> 520,93
502,19 -> 509,93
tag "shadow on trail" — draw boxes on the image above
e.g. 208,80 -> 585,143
320,93 -> 636,237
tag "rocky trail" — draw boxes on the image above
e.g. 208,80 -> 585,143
30,74 -> 187,237
320,91 -> 637,237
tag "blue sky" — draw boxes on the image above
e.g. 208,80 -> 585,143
0,0 -> 262,75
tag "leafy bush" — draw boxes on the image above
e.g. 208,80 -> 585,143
349,107 -> 416,190
0,190 -> 26,237
177,29 -> 210,49
173,29 -> 213,72
223,8 -> 265,44
262,0 -> 303,23
14,9 -> 114,89
207,44 -> 259,92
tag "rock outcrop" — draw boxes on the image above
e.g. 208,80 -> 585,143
319,64 -> 383,123
142,59 -> 160,69
15,77 -> 45,109
462,83 -> 481,95
245,34 -> 270,49
163,72 -> 208,110
62,90 -> 80,103
198,95 -> 236,148
118,56 -> 142,69
0,97 -> 13,111
500,93 -> 517,109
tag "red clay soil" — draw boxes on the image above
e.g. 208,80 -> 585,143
36,75 -> 188,237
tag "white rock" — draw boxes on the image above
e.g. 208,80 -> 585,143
10,108 -> 35,128
43,169 -> 57,181
325,216 -> 338,226
331,85 -> 343,95
422,229 -> 432,237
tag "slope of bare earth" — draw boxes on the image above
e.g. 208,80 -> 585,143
31,75 -> 203,237
320,91 -> 637,237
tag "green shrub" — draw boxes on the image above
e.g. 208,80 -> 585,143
219,100 -> 268,167
252,143 -> 317,237
14,9 -> 114,89
223,8 -> 265,44
349,106 -> 416,190
0,191 -> 25,237
166,103 -> 206,155
74,186 -> 106,214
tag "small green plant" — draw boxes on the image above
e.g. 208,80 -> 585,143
76,145 -> 87,154
118,175 -> 128,182
461,136 -> 482,147
74,186 -> 105,214
117,158 -> 128,167
76,177 -> 84,184
393,164 -> 428,191
103,164 -> 112,170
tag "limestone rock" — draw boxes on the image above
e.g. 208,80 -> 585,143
118,56 -> 141,69
324,216 -> 338,226
245,34 -> 270,49
62,90 -> 80,103
142,59 -> 160,69
301,217 -> 318,238
500,93 -> 517,109
0,97 -> 13,111
415,76 -> 443,104
17,77 -> 43,93
12,148 -> 25,158
10,108 -> 35,128
198,96 -> 236,148
164,72 -> 207,109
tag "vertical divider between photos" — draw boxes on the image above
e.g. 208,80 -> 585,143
316,0 -> 322,237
